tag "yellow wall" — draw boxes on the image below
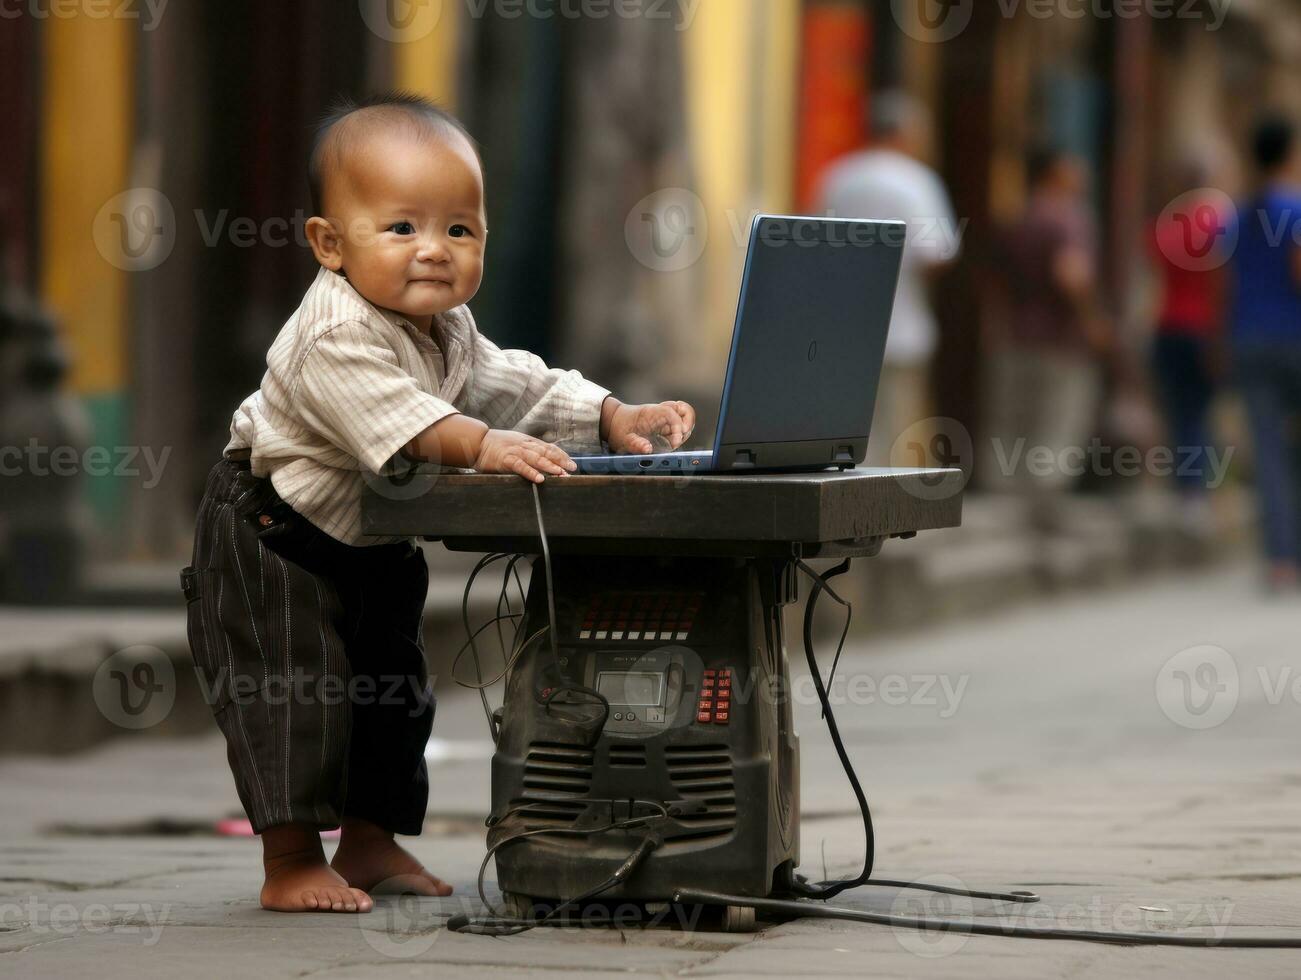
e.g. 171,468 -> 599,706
684,0 -> 801,360
391,0 -> 461,106
41,15 -> 134,396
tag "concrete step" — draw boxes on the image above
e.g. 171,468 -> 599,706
0,487 -> 1255,755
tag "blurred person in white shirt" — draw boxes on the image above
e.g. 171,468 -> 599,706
816,90 -> 961,467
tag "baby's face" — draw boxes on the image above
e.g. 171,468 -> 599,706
313,131 -> 486,329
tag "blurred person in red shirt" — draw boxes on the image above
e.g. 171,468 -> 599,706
1146,151 -> 1232,532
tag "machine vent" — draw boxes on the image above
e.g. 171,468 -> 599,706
664,744 -> 736,843
522,741 -> 593,797
608,744 -> 647,768
509,796 -> 588,825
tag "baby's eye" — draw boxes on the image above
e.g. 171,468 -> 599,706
448,224 -> 470,239
389,221 -> 415,235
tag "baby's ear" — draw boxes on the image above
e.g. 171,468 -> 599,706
305,216 -> 343,270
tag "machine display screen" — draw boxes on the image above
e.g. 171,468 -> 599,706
595,670 -> 663,707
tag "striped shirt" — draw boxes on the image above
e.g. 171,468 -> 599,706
225,267 -> 611,546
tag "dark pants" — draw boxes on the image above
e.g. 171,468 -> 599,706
1150,329 -> 1218,493
181,456 -> 435,835
1233,342 -> 1301,565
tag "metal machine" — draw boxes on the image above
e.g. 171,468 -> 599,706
488,554 -> 800,916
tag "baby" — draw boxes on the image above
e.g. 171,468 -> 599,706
183,92 -> 696,913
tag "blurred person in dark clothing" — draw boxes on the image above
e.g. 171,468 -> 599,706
1146,152 -> 1232,533
981,147 -> 1110,529
1228,115 -> 1301,592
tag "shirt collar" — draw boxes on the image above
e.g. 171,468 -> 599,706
318,267 -> 459,354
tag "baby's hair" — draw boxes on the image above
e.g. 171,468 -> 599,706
308,91 -> 481,215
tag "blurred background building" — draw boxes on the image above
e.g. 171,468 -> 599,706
2,0 -> 1301,599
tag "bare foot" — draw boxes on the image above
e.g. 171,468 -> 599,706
260,824 -> 373,913
330,818 -> 453,896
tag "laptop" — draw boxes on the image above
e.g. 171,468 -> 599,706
573,213 -> 905,475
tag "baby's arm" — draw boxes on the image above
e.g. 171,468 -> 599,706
455,309 -> 695,454
401,414 -> 576,484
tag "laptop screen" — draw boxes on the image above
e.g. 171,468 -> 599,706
712,215 -> 905,458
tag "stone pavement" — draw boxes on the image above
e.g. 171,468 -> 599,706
2,561 -> 1300,977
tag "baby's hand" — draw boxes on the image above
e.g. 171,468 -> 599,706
608,401 -> 696,455
472,429 -> 576,483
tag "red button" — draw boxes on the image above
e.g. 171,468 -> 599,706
696,710 -> 712,723
703,669 -> 716,678
697,699 -> 712,711
714,711 -> 729,723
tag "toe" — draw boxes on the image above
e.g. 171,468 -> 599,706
351,888 -> 374,912
301,892 -> 319,910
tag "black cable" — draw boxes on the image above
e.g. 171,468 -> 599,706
789,558 -> 872,899
448,803 -> 667,936
461,552 -> 512,738
672,889 -> 1301,948
531,483 -> 561,664
789,558 -> 1035,907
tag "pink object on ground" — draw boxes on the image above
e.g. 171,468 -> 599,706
214,818 -> 340,839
